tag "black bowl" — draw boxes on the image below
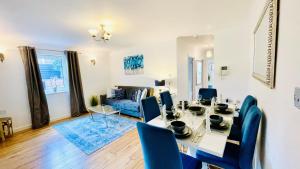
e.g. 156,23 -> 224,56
188,106 -> 202,111
171,121 -> 186,133
209,115 -> 223,126
200,99 -> 211,106
216,103 -> 228,111
188,106 -> 206,115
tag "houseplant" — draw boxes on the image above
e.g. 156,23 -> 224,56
90,95 -> 99,107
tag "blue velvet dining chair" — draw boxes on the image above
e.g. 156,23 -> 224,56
141,96 -> 161,122
160,91 -> 174,111
136,122 -> 202,169
196,105 -> 262,169
228,95 -> 257,140
198,88 -> 217,100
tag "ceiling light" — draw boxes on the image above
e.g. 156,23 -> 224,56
88,29 -> 99,38
206,50 -> 213,58
89,24 -> 112,42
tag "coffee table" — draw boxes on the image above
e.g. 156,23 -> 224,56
88,105 -> 120,127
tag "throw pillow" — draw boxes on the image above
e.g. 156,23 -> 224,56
131,90 -> 138,101
107,87 -> 118,98
115,89 -> 125,99
136,90 -> 142,103
140,88 -> 148,102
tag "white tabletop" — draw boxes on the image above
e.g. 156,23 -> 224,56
147,104 -> 235,158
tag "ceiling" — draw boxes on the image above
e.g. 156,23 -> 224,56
0,0 -> 252,49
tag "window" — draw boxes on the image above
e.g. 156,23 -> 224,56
37,51 -> 68,94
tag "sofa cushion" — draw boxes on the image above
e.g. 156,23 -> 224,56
117,100 -> 140,112
115,89 -> 126,99
117,86 -> 154,100
106,99 -> 139,112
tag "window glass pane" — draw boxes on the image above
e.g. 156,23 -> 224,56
37,52 -> 68,94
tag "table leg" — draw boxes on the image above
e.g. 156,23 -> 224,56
90,111 -> 95,121
105,113 -> 108,128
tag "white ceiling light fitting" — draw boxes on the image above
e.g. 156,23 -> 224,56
89,24 -> 112,42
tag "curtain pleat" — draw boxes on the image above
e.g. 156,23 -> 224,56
19,46 -> 50,129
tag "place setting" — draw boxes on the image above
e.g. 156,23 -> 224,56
204,114 -> 230,132
188,105 -> 206,116
214,103 -> 234,115
167,120 -> 193,139
165,107 -> 181,120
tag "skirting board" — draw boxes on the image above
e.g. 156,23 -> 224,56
14,115 -> 71,133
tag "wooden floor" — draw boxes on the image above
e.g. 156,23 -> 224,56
0,116 -> 144,169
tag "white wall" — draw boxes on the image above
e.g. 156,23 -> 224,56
214,26 -> 252,103
78,48 -> 111,107
109,42 -> 177,90
248,0 -> 300,168
0,49 -> 31,131
0,45 -> 110,131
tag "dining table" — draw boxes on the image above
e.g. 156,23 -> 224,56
147,101 -> 238,158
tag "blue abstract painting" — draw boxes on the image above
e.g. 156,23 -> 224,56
123,54 -> 144,75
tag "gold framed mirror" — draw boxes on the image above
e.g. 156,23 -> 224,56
253,0 -> 279,89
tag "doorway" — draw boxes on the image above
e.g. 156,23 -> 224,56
177,35 -> 214,101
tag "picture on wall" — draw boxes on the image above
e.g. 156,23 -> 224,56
123,54 -> 144,75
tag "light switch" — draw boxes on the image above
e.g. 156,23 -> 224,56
294,87 -> 300,109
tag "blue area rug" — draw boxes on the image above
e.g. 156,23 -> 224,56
53,114 -> 136,155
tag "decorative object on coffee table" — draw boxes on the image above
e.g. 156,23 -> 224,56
1,117 -> 13,138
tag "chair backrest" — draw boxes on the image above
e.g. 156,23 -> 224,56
198,88 -> 217,100
239,95 -> 257,125
136,122 -> 183,169
160,91 -> 174,111
239,105 -> 262,169
141,96 -> 161,122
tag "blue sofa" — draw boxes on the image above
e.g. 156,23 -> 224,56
105,86 -> 154,118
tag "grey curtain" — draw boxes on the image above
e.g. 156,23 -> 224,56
19,46 -> 50,129
65,51 -> 88,117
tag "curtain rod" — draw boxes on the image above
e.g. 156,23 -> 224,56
37,48 -> 83,54
17,46 -> 82,54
